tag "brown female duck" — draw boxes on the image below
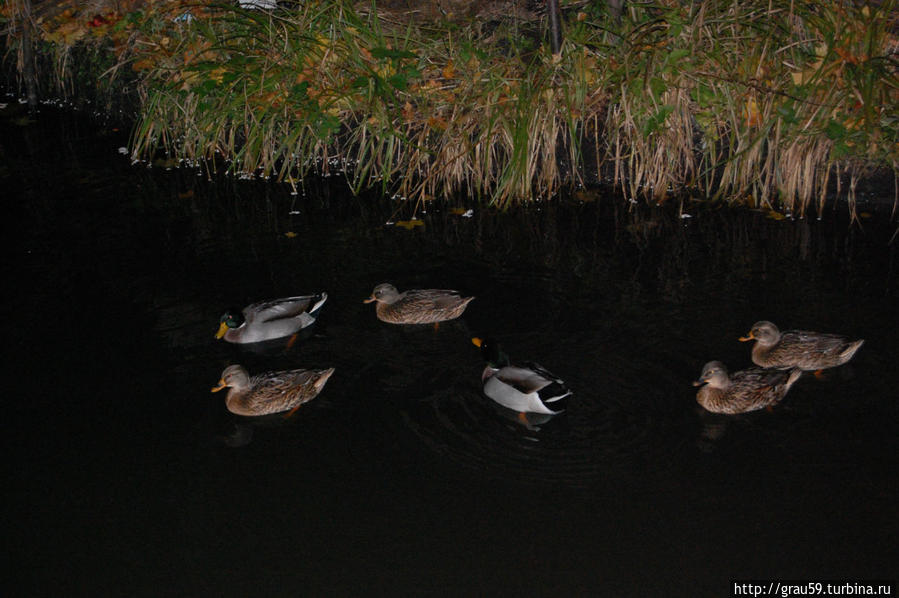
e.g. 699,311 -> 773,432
363,283 -> 474,324
693,361 -> 802,414
210,364 -> 335,416
739,320 -> 864,371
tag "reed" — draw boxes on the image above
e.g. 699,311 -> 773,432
4,0 -> 897,214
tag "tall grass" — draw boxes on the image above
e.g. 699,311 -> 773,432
7,0 -> 898,214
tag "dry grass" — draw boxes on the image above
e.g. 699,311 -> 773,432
5,0 -> 898,214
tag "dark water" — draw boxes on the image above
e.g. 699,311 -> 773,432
5,104 -> 898,597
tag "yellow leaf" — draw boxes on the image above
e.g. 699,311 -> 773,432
402,101 -> 415,123
285,231 -> 298,238
208,67 -> 227,84
442,61 -> 455,79
395,220 -> 424,230
744,98 -> 762,127
765,210 -> 787,221
427,116 -> 448,131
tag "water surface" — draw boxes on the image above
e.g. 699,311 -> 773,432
5,104 -> 897,596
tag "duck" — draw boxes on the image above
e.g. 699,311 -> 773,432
364,283 -> 474,324
739,320 -> 864,371
471,337 -> 572,415
693,360 -> 802,414
215,293 -> 328,343
210,364 -> 335,416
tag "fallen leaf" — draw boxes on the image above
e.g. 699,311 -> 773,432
442,61 -> 455,79
395,220 -> 424,230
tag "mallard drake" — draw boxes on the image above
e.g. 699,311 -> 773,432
739,320 -> 864,371
693,361 -> 802,414
215,293 -> 328,344
364,283 -> 474,324
471,337 -> 572,415
210,364 -> 335,416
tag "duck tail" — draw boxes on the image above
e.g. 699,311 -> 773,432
309,292 -> 328,315
786,368 -> 803,391
537,371 -> 573,412
313,368 -> 336,392
842,339 -> 864,361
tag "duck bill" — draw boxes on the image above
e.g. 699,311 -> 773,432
471,337 -> 483,347
692,379 -> 706,387
738,333 -> 754,342
214,321 -> 229,339
363,296 -> 376,304
210,379 -> 227,393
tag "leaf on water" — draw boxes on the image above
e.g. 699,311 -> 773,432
574,189 -> 600,202
766,210 -> 787,221
153,157 -> 178,168
395,220 -> 424,230
285,231 -> 298,238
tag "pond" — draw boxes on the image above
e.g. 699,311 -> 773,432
5,103 -> 897,596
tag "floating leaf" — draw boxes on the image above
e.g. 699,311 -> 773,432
285,231 -> 298,238
766,210 -> 787,220
395,219 -> 424,230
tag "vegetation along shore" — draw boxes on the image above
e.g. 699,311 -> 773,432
3,0 -> 897,215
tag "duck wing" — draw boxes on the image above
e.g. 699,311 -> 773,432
729,367 -> 799,408
496,362 -> 572,404
405,289 -> 467,307
245,294 -> 327,323
787,330 -> 853,352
